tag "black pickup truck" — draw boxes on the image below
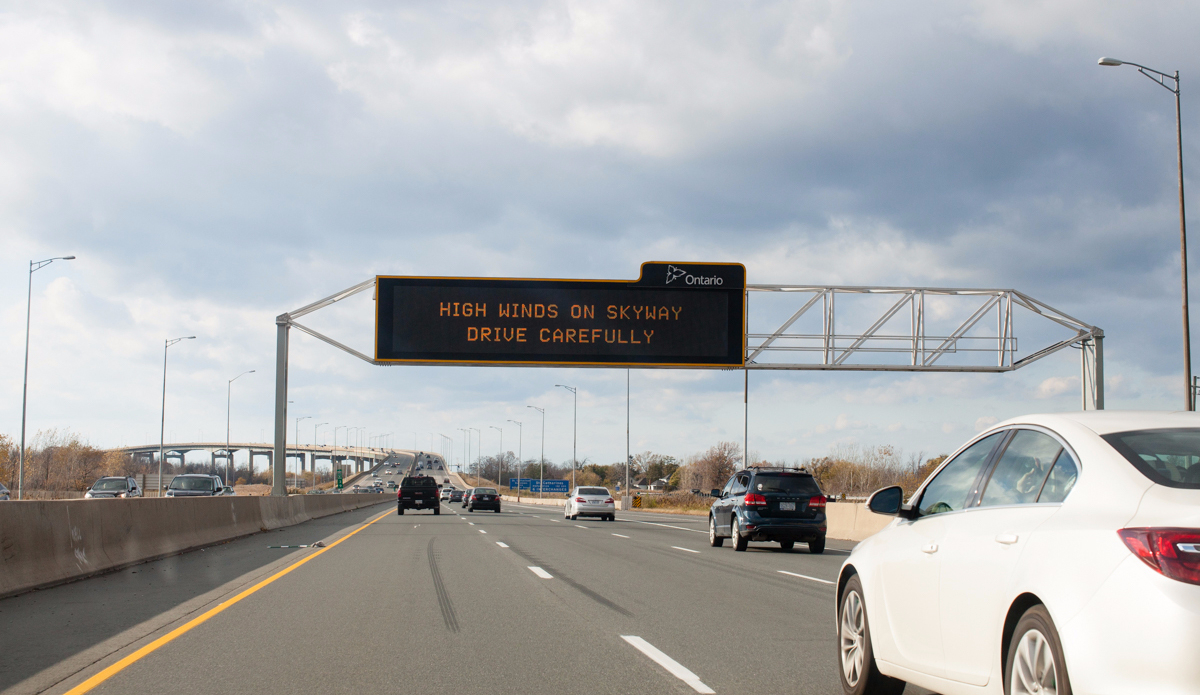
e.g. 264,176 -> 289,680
398,476 -> 440,515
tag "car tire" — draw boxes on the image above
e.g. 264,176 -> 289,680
709,515 -> 725,547
1005,605 -> 1072,695
810,536 -> 826,554
732,516 -> 748,551
434,507 -> 440,515
397,506 -> 404,515
469,507 -> 474,512
839,574 -> 906,695
779,540 -> 795,551
495,508 -> 500,513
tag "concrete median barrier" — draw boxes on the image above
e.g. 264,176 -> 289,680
0,494 -> 388,599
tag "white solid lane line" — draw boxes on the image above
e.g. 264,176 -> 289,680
777,570 -> 835,585
671,546 -> 700,554
528,566 -> 553,579
612,533 -> 630,538
621,635 -> 715,694
627,520 -> 706,534
496,542 -> 509,548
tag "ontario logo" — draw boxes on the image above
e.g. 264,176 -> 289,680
665,264 -> 724,286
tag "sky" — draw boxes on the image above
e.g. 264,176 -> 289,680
3,0 -> 1199,473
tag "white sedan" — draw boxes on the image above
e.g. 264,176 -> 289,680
837,411 -> 1200,695
565,486 -> 616,521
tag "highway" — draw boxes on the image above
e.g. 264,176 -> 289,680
1,494 -> 935,695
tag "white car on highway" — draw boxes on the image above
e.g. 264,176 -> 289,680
837,411 -> 1200,695
565,486 -> 616,521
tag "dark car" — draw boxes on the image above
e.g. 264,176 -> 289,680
398,476 -> 440,515
466,487 -> 501,513
449,489 -> 465,503
85,476 -> 142,499
165,474 -> 229,498
708,468 -> 827,553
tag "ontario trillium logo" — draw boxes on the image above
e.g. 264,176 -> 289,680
665,265 -> 687,284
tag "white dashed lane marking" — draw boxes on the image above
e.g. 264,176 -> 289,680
528,566 -> 553,579
612,533 -> 630,538
671,546 -> 700,554
621,635 -> 715,694
479,530 -> 487,534
496,542 -> 508,548
777,570 -> 835,585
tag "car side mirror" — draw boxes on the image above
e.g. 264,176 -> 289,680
866,486 -> 905,516
710,489 -> 721,498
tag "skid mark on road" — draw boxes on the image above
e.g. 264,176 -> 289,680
428,538 -> 460,633
507,544 -> 633,617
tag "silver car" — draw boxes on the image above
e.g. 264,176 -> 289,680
565,486 -> 616,521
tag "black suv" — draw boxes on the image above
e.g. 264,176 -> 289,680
398,476 -> 440,515
708,468 -> 827,553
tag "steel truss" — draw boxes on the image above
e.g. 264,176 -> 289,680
268,279 -> 1105,495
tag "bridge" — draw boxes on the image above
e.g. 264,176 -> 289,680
112,443 -> 441,477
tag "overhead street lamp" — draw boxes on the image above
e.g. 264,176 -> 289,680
18,255 -> 75,500
226,370 -> 255,488
489,425 -> 504,489
457,428 -> 469,477
555,385 -> 578,490
507,419 -> 523,502
527,406 -> 545,499
159,336 -> 196,496
469,428 -> 481,485
1100,56 -> 1192,409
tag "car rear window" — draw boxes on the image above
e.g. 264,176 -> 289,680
170,477 -> 214,491
750,474 -> 821,495
93,478 -> 129,491
402,477 -> 437,487
1102,428 -> 1200,489
579,487 -> 610,496
475,488 -> 498,495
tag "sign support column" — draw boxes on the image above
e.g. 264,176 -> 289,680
273,315 -> 289,497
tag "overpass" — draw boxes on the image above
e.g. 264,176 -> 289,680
111,443 -> 442,477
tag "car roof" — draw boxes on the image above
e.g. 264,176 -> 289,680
993,410 -> 1200,436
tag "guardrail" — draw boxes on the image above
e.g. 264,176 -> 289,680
0,494 -> 389,599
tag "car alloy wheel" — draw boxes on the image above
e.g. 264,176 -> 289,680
1006,605 -> 1071,695
732,516 -> 748,551
840,587 -> 865,688
708,515 -> 724,547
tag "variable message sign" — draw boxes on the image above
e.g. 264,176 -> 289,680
375,262 -> 746,367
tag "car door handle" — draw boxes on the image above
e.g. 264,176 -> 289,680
921,543 -> 938,554
995,533 -> 1019,545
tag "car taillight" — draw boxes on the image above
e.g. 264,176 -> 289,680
1118,527 -> 1200,586
744,493 -> 767,507
575,497 -> 585,503
604,498 -> 615,504
470,495 -> 477,500
808,495 -> 827,509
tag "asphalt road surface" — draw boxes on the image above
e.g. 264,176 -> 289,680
1,498 -> 936,695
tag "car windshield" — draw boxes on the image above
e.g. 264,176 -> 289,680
474,488 -> 497,495
92,479 -> 129,491
751,474 -> 820,495
1103,428 -> 1200,489
578,487 -> 610,496
169,477 -> 214,491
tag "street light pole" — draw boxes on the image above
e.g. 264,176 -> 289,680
1100,57 -> 1192,409
527,406 -> 545,499
18,255 -> 75,500
159,336 -> 196,496
507,420 -> 522,502
227,370 -> 255,488
469,428 -> 481,485
294,415 -> 311,490
489,425 -> 503,488
555,385 -> 577,490
314,422 -> 327,489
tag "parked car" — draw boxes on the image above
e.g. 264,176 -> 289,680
836,411 -> 1200,695
467,487 -> 501,513
164,474 -> 229,497
564,486 -> 616,521
709,468 -> 826,552
84,476 -> 142,499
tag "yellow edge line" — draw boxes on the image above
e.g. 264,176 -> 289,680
63,508 -> 392,695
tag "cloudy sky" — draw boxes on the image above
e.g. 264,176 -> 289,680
3,0 -> 1198,472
